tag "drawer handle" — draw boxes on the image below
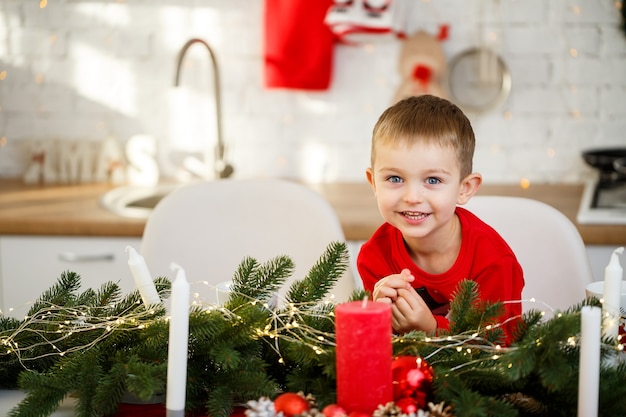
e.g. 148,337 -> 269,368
58,252 -> 115,263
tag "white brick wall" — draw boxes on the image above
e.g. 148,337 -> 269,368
0,0 -> 625,184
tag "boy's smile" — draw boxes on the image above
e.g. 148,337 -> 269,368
401,211 -> 429,222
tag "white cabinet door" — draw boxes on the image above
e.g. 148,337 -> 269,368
0,236 -> 142,319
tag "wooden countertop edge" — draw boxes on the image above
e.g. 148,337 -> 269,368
0,180 -> 625,246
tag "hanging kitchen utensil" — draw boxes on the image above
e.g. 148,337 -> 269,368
446,47 -> 511,114
446,0 -> 511,114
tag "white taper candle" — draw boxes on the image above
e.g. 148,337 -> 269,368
126,246 -> 161,306
166,262 -> 190,417
577,306 -> 601,417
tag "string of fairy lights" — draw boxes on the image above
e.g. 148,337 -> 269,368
0,283 -> 341,369
191,290 -> 340,360
1,281 -> 624,375
1,300 -> 160,367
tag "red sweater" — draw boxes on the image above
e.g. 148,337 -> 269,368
357,207 -> 524,341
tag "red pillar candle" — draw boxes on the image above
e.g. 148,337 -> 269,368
335,301 -> 393,414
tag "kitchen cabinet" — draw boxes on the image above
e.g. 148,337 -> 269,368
0,235 -> 141,319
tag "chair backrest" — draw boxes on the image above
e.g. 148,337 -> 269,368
140,178 -> 355,306
463,195 -> 593,313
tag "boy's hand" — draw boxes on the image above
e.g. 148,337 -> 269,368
391,288 -> 437,334
372,269 -> 437,333
372,269 -> 414,304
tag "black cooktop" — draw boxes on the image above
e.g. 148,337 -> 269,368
593,176 -> 626,209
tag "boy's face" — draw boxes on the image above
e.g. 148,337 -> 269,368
366,140 -> 480,243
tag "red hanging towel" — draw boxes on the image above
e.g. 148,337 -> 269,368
263,0 -> 334,90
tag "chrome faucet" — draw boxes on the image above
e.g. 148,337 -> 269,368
174,38 -> 234,179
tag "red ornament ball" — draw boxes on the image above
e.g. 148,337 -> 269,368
395,397 -> 419,414
322,404 -> 348,417
274,393 -> 310,417
391,356 -> 434,409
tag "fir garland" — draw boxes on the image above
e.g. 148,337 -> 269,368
1,241 -> 625,417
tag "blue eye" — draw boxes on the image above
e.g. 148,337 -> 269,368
426,177 -> 440,185
387,176 -> 402,183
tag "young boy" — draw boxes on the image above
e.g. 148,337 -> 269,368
357,95 -> 524,341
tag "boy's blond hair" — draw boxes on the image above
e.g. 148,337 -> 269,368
371,95 -> 475,179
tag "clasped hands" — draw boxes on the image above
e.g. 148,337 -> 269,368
372,268 -> 437,334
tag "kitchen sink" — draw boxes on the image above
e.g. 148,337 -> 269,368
99,183 -> 184,219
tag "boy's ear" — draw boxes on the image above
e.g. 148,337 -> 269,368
366,167 -> 376,191
457,172 -> 482,205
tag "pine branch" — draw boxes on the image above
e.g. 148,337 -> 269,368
285,363 -> 337,408
72,350 -> 105,417
448,280 -> 504,338
205,385 -> 236,417
26,270 -> 82,317
348,288 -> 369,302
10,351 -> 91,417
7,373 -> 66,417
89,280 -> 122,307
433,373 -> 518,417
510,310 -> 543,343
122,355 -> 167,402
230,256 -> 294,304
285,241 -> 349,306
597,361 -> 626,416
448,280 -> 480,334
91,361 -> 129,416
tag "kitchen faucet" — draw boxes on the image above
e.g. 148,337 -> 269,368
174,38 -> 234,179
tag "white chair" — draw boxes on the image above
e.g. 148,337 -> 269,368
463,196 -> 594,313
140,178 -> 355,306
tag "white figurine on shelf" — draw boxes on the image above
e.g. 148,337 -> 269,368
125,134 -> 159,186
94,136 -> 126,184
57,140 -> 96,184
22,139 -> 58,184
